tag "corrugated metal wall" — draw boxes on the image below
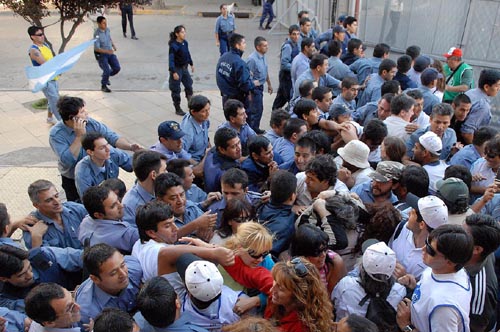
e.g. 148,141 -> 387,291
357,0 -> 500,128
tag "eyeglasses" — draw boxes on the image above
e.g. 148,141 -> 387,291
247,249 -> 269,259
424,237 -> 436,257
290,257 -> 309,277
311,246 -> 328,257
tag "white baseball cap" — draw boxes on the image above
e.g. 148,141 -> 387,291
185,260 -> 223,302
362,241 -> 396,281
418,131 -> 442,156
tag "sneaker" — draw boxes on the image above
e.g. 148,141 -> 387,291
131,36 -> 139,40
46,117 -> 58,125
175,106 -> 186,116
101,85 -> 112,93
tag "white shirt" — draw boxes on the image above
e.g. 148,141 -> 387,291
389,225 -> 426,280
411,268 -> 471,332
470,158 -> 495,188
448,208 -> 474,225
412,111 -> 430,129
352,167 -> 374,187
384,115 -> 411,141
423,160 -> 448,194
332,274 -> 406,321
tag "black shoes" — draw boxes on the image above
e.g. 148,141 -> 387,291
175,105 -> 186,116
131,36 -> 138,40
101,85 -> 111,93
123,33 -> 127,38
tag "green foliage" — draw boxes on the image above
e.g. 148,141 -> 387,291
0,0 -> 121,52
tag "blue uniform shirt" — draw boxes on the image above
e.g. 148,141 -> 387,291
273,137 -> 295,164
357,73 -> 385,108
122,183 -> 155,227
449,144 -> 481,169
353,101 -> 378,126
94,28 -> 113,50
215,14 -> 236,34
332,94 -> 356,111
174,200 -> 203,229
76,255 -> 142,325
463,88 -> 492,134
150,141 -> 192,161
0,307 -> 26,332
23,202 -> 87,249
292,69 -> 340,100
246,51 -> 268,86
49,118 -> 120,179
349,57 -> 382,85
406,126 -> 457,160
328,56 -> 355,81
180,114 -> 210,163
169,40 -> 193,71
74,148 -> 132,199
280,39 -> 299,72
203,149 -> 240,193
185,184 -> 208,204
416,85 -> 441,115
78,215 -> 139,254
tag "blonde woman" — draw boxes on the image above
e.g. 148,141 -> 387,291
224,221 -> 274,314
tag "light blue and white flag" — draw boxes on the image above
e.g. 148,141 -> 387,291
25,39 -> 95,93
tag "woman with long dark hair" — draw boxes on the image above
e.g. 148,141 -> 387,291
168,25 -> 194,116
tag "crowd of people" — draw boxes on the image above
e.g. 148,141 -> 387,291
6,2 -> 500,332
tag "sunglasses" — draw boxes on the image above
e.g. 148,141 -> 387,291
424,237 -> 436,257
34,33 -> 44,36
247,249 -> 269,259
311,246 -> 328,257
290,257 -> 309,277
486,153 -> 498,159
232,216 -> 251,223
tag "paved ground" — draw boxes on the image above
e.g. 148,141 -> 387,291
0,0 -> 285,220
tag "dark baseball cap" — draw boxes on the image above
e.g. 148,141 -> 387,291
158,120 -> 185,140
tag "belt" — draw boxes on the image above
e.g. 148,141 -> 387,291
220,31 -> 233,36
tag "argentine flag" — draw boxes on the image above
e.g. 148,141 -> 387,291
25,39 -> 95,93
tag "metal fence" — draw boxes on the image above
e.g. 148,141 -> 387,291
357,0 -> 500,129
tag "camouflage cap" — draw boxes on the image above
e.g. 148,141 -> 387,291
368,161 -> 405,183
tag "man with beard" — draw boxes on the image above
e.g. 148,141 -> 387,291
75,244 -> 142,326
350,160 -> 403,205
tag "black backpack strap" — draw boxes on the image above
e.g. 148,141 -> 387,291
393,220 -> 407,241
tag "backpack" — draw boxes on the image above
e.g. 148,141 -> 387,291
360,293 -> 398,332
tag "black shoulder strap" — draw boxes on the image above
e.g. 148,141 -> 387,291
445,62 -> 464,85
393,220 -> 407,241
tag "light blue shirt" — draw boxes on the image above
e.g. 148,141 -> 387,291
264,129 -> 280,146
279,39 -> 298,72
353,101 -> 378,126
349,57 -> 382,85
78,215 -> 139,254
357,73 -> 385,108
74,148 -> 132,199
185,184 -> 207,204
180,114 -> 210,162
449,144 -> 481,169
150,141 -> 192,161
350,181 -> 399,205
215,14 -> 236,34
134,311 -> 209,332
49,118 -> 120,179
293,69 -> 341,100
246,51 -> 268,85
332,94 -> 356,111
416,85 -> 440,115
291,53 -> 310,87
94,28 -> 113,50
273,137 -> 295,164
463,88 -> 492,134
406,126 -> 457,160
475,194 -> 500,222
23,202 -> 87,249
173,200 -> 203,229
122,183 -> 155,227
328,56 -> 355,81
76,256 -> 142,325
0,307 -> 26,332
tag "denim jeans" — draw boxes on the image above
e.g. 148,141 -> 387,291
43,80 -> 61,120
98,53 -> 121,86
120,4 -> 136,37
260,2 -> 275,26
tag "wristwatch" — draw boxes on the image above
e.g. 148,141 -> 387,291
403,324 -> 416,332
